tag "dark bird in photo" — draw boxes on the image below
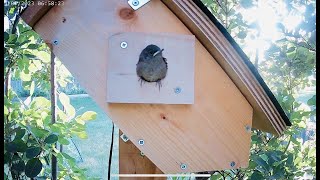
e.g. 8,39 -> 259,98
136,44 -> 168,90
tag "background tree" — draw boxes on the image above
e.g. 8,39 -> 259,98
4,1 -> 97,179
200,0 -> 316,179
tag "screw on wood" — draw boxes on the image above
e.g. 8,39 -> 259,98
180,163 -> 187,170
120,41 -> 128,49
138,139 -> 144,145
174,87 -> 182,94
52,39 -> 59,45
120,134 -> 129,142
245,125 -> 251,132
132,0 -> 139,6
140,151 -> 145,156
230,161 -> 236,168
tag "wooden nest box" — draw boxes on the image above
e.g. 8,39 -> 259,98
21,0 -> 291,174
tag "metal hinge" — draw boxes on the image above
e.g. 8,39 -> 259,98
128,0 -> 151,10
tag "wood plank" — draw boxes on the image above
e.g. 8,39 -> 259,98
20,0 -> 58,28
31,0 -> 253,173
162,0 -> 287,135
107,32 -> 195,104
119,131 -> 165,180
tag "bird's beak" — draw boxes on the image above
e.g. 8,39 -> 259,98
153,49 -> 164,57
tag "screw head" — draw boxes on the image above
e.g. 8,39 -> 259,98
120,41 -> 128,49
174,87 -> 182,94
138,139 -> 144,145
120,134 -> 129,142
230,161 -> 236,167
180,163 -> 187,170
140,151 -> 145,156
132,0 -> 139,6
245,125 -> 251,132
52,39 -> 59,45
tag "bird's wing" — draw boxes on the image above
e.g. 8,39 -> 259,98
163,58 -> 168,69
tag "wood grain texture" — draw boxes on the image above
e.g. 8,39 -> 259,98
119,131 -> 165,180
31,0 -> 253,173
107,32 -> 195,104
162,0 -> 287,135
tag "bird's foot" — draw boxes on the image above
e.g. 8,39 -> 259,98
138,78 -> 145,87
156,80 -> 162,91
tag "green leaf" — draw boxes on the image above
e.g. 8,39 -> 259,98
12,161 -> 25,173
294,156 -> 302,165
4,106 -> 9,115
6,139 -> 27,152
286,153 -> 294,166
250,171 -> 264,180
31,97 -> 50,109
308,147 -> 316,158
19,39 -> 32,47
20,71 -> 32,81
290,136 -> 300,145
254,156 -> 269,171
44,134 -> 58,144
248,160 -> 257,169
58,93 -> 76,118
25,158 -> 42,178
24,53 -> 37,59
4,152 -> 11,164
72,131 -> 88,139
26,146 -> 42,159
78,111 -> 97,121
273,158 -> 287,166
297,121 -> 306,128
15,128 -> 26,139
15,139 -> 28,152
7,34 -> 18,44
28,63 -> 38,73
58,136 -> 70,145
27,44 -> 39,49
307,95 -> 316,106
59,92 -> 70,107
61,152 -> 76,161
4,32 -> 9,42
30,81 -> 35,96
30,127 -> 50,138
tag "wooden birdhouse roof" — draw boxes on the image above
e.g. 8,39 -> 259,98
21,0 -> 291,136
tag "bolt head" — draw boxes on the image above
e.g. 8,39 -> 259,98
132,0 -> 139,6
120,134 -> 129,142
120,41 -> 128,49
245,125 -> 251,132
138,139 -> 144,145
174,87 -> 182,94
230,161 -> 236,167
180,163 -> 187,170
52,40 -> 59,45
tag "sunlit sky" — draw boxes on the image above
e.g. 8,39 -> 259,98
237,0 -> 303,62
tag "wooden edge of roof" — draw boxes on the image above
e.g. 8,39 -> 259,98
161,0 -> 291,135
20,0 -> 58,28
20,0 -> 291,136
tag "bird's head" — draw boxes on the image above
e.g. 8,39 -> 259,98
141,44 -> 164,60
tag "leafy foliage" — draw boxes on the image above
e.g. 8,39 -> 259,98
200,0 -> 316,179
4,1 -> 97,179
